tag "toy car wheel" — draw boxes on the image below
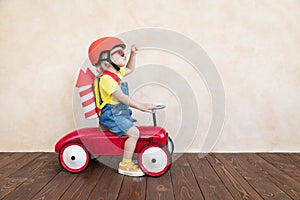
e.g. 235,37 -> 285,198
59,142 -> 90,173
138,143 -> 171,177
167,136 -> 174,155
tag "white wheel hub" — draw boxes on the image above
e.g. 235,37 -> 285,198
141,147 -> 168,173
62,145 -> 88,169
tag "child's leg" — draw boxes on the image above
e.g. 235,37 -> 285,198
118,126 -> 144,176
123,126 -> 139,160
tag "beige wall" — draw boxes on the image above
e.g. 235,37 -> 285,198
0,0 -> 299,152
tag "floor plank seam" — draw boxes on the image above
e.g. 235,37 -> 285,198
256,154 -> 299,200
30,168 -> 63,200
115,175 -> 125,200
168,164 -> 177,200
206,155 -> 235,200
186,154 -> 205,199
58,170 -> 80,200
86,164 -> 108,200
144,177 -> 148,200
218,154 -> 265,200
241,154 -> 294,199
1,154 -> 57,200
169,171 -> 176,200
257,153 -> 300,183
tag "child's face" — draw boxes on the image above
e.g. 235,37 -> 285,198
110,47 -> 126,67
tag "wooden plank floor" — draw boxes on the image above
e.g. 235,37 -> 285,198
0,153 -> 299,200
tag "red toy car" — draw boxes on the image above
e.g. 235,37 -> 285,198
55,105 -> 174,177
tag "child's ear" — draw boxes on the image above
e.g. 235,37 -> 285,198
101,61 -> 110,70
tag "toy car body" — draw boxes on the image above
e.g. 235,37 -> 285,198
55,125 -> 174,176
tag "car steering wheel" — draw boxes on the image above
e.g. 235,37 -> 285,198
152,105 -> 166,111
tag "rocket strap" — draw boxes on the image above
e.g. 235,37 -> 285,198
102,70 -> 120,84
94,71 -> 121,116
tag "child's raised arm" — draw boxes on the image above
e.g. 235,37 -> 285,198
125,45 -> 138,76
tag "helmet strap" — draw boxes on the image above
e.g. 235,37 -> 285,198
107,51 -> 120,71
97,50 -> 121,71
109,60 -> 120,71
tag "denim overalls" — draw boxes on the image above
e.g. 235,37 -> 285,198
99,81 -> 137,137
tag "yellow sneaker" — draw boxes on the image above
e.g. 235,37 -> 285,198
118,161 -> 145,177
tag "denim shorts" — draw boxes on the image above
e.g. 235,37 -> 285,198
99,103 -> 137,137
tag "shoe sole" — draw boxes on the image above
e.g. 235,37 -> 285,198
118,169 -> 145,177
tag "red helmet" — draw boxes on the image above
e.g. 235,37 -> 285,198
88,37 -> 126,66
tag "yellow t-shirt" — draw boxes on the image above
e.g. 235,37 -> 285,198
99,67 -> 126,105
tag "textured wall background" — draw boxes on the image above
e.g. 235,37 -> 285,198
0,0 -> 299,152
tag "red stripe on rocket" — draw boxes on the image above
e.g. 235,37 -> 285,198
76,68 -> 97,119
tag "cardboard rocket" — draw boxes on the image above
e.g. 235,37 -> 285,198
75,68 -> 97,119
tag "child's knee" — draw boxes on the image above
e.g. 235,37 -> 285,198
126,126 -> 140,139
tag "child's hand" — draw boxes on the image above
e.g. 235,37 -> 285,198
139,103 -> 155,113
131,45 -> 138,54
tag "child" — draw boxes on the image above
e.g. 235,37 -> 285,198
88,37 -> 154,176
